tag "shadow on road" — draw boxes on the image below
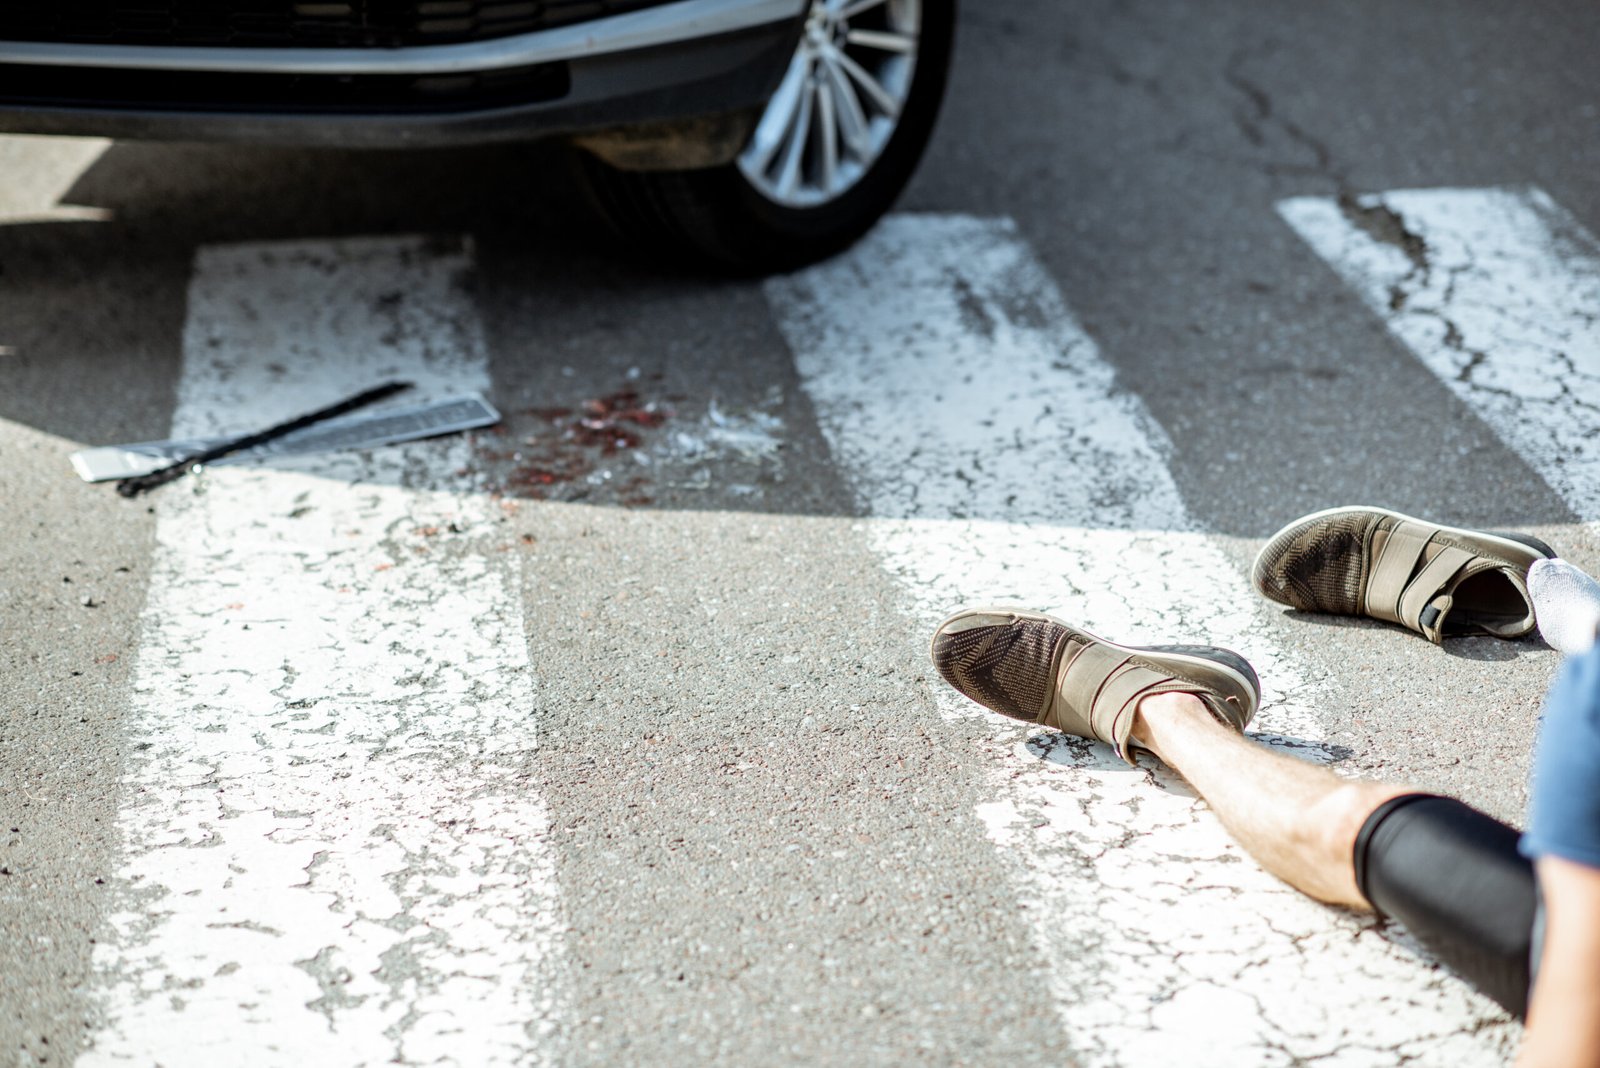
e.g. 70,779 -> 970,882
0,139 -> 861,519
0,136 -> 1580,538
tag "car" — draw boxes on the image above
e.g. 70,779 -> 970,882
0,0 -> 955,270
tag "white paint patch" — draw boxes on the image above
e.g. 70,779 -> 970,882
767,215 -> 1516,1064
86,237 -> 567,1066
1279,186 -> 1600,520
0,134 -> 114,222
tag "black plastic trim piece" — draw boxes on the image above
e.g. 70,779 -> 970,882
0,20 -> 796,146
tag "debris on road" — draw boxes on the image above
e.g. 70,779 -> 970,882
72,392 -> 500,485
111,380 -> 415,497
550,388 -> 672,455
489,388 -> 673,505
675,398 -> 784,464
472,384 -> 786,507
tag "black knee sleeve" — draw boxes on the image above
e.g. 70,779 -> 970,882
1353,793 -> 1537,1018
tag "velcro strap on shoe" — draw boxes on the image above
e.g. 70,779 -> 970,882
1050,641 -> 1131,729
1095,665 -> 1163,748
1399,545 -> 1475,634
1365,520 -> 1436,625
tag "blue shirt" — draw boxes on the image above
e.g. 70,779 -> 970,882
1521,642 -> 1600,869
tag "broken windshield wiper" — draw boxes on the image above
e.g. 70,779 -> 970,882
115,380 -> 414,498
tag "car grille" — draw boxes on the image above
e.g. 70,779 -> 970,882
0,1 -> 679,49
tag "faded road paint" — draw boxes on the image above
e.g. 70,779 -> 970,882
0,135 -> 111,223
1280,186 -> 1600,522
84,237 -> 567,1066
766,214 -> 1516,1065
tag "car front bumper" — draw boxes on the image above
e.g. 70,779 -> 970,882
0,0 -> 803,148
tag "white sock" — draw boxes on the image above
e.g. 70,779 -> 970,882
1529,558 -> 1600,655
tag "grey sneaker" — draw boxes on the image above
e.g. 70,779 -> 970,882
929,607 -> 1259,763
1252,506 -> 1555,643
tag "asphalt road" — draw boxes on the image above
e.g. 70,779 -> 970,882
3,1 -> 1599,1064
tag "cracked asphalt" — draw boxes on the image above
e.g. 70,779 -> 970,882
3,0 -> 1599,1064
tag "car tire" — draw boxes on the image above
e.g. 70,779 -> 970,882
582,0 -> 955,273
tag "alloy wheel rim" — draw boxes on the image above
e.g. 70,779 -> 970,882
737,0 -> 921,209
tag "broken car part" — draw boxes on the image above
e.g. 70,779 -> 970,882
74,393 -> 499,483
110,380 -> 413,497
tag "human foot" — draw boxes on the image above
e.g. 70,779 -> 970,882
1529,558 -> 1600,655
1253,506 -> 1553,643
929,608 -> 1259,762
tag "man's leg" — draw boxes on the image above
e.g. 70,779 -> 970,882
1132,691 -> 1537,1016
927,606 -> 1538,1015
1130,691 -> 1413,908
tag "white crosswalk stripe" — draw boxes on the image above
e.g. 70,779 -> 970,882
84,237 -> 568,1066
1279,186 -> 1600,522
766,214 -> 1516,1064
0,134 -> 111,224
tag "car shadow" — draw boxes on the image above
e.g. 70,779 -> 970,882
0,136 -> 1582,539
0,138 -> 870,517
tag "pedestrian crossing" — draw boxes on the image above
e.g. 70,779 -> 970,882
42,183 -> 1599,1065
83,238 -> 567,1066
767,214 -> 1516,1065
1279,187 -> 1600,521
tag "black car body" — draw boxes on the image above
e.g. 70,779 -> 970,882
0,0 -> 954,269
0,0 -> 800,147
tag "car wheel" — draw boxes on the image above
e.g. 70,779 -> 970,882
583,0 -> 955,272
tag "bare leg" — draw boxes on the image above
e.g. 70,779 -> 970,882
1131,692 -> 1418,909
